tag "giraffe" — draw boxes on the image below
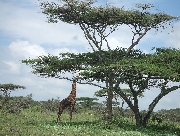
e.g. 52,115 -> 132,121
56,77 -> 77,122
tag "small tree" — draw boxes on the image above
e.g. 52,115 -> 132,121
95,88 -> 144,102
76,97 -> 99,109
0,83 -> 26,112
0,83 -> 25,99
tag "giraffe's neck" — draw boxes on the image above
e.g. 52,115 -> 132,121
71,81 -> 76,97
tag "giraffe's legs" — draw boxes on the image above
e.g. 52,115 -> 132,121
57,104 -> 64,123
69,105 -> 74,122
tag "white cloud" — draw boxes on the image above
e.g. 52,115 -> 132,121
2,61 -> 20,75
0,0 -> 87,47
8,40 -> 47,59
107,36 -> 131,49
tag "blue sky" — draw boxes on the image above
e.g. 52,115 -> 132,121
0,0 -> 180,111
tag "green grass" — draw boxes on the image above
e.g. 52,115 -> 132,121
0,107 -> 180,136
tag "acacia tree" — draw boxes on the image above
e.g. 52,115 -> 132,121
38,0 -> 177,121
0,83 -> 26,97
0,83 -> 26,108
82,47 -> 180,126
23,0 -> 178,125
22,47 -> 180,126
76,97 -> 99,109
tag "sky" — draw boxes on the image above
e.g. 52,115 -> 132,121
0,0 -> 180,111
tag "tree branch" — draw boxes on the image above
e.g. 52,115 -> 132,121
126,27 -> 151,57
146,84 -> 180,120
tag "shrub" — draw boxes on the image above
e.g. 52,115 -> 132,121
0,94 -> 35,114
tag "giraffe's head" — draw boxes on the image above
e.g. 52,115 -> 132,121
73,78 -> 76,83
73,76 -> 79,83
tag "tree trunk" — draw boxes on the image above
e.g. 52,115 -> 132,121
139,91 -> 170,126
134,112 -> 142,126
134,112 -> 151,126
114,81 -> 180,126
133,95 -> 143,126
142,111 -> 152,126
106,77 -> 113,123
106,90 -> 113,122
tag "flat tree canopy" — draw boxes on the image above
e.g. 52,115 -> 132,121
41,1 -> 176,28
0,84 -> 26,92
22,47 -> 180,126
0,83 -> 26,99
40,0 -> 178,54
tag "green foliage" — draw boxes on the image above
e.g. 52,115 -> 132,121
0,83 -> 27,114
147,48 -> 180,81
154,108 -> 180,123
76,97 -> 99,109
1,108 -> 179,136
0,94 -> 180,135
40,97 -> 60,112
0,84 -> 25,91
22,47 -> 142,79
0,94 -> 34,114
88,48 -> 180,88
95,88 -> 144,99
151,115 -> 163,125
0,83 -> 25,96
0,83 -> 26,91
40,1 -> 178,29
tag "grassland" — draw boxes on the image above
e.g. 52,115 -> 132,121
0,107 -> 180,136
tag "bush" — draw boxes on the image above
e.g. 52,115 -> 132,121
40,97 -> 60,113
0,94 -> 35,114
